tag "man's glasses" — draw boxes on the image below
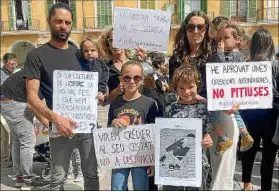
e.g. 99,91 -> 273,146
186,24 -> 207,33
122,75 -> 143,83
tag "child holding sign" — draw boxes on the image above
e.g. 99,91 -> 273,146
163,65 -> 213,190
210,20 -> 254,154
108,61 -> 159,191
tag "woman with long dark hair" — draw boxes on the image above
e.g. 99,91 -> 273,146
240,29 -> 278,191
169,11 -> 239,190
169,11 -> 212,97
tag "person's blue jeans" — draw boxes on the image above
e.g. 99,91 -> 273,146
111,167 -> 149,191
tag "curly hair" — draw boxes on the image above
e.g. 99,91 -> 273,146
217,20 -> 245,40
172,10 -> 212,62
80,37 -> 105,58
209,16 -> 229,39
171,64 -> 201,91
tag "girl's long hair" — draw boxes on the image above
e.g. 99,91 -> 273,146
172,10 -> 212,61
250,28 -> 275,61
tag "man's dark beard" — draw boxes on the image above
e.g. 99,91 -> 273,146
50,28 -> 71,42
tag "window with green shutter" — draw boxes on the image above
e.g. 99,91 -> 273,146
178,0 -> 185,23
27,0 -> 32,30
200,0 -> 207,13
69,0 -> 77,29
46,0 -> 54,18
247,0 -> 257,22
97,0 -> 112,28
220,0 -> 231,18
140,0 -> 156,9
8,0 -> 15,30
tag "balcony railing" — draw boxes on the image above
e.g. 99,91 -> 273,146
257,7 -> 279,22
1,19 -> 40,32
85,16 -> 113,29
218,7 -> 278,23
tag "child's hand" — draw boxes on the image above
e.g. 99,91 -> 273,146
97,92 -> 105,104
224,104 -> 239,115
217,40 -> 225,52
202,133 -> 213,149
117,83 -> 125,94
162,82 -> 170,91
104,87 -> 109,99
147,166 -> 154,177
111,118 -> 129,128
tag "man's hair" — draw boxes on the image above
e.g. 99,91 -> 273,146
48,2 -> 73,20
3,53 -> 17,63
171,65 -> 201,91
217,20 -> 245,40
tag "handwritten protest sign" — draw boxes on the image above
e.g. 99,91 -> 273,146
113,7 -> 171,52
206,61 -> 273,111
93,124 -> 155,169
155,118 -> 202,187
53,70 -> 98,133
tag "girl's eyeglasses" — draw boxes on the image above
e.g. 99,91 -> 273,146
122,75 -> 143,83
186,24 -> 207,33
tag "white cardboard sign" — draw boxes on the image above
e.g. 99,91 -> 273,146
93,124 -> 155,169
206,61 -> 273,111
52,70 -> 98,133
155,118 -> 202,188
113,7 -> 171,52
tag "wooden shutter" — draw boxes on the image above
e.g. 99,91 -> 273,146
247,0 -> 257,22
8,0 -> 15,30
46,0 -> 53,18
69,0 -> 77,29
97,0 -> 112,28
220,0 -> 231,18
231,0 -> 237,18
178,0 -> 185,23
200,0 -> 207,13
27,0 -> 32,30
140,0 -> 148,9
141,0 -> 155,9
147,0 -> 156,9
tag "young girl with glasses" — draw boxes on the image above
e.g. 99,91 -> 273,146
107,61 -> 159,191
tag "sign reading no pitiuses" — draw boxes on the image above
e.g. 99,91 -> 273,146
53,70 -> 98,133
93,124 -> 155,169
113,7 -> 171,52
206,61 -> 273,111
